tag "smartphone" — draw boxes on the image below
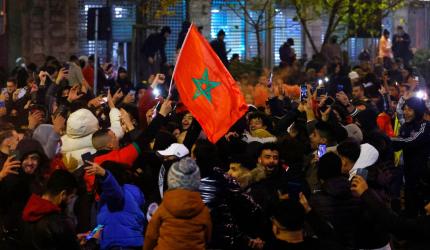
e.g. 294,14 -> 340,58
103,86 -> 110,95
63,63 -> 70,71
268,72 -> 273,88
128,89 -> 136,96
10,150 -> 21,161
86,224 -> 104,240
356,168 -> 368,180
81,152 -> 93,166
317,87 -> 326,97
337,85 -> 344,92
300,84 -> 307,101
317,144 -> 327,158
324,97 -> 335,106
17,88 -> 27,99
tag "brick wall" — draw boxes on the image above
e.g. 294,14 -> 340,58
20,0 -> 79,66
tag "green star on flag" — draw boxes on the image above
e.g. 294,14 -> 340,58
192,68 -> 220,103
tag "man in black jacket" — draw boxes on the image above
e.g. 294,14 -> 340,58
352,175 -> 430,250
392,97 -> 430,216
21,170 -> 79,250
392,26 -> 413,67
210,29 -> 229,68
270,193 -> 343,250
141,26 -> 171,80
311,152 -> 390,250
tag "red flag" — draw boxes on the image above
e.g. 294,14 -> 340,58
173,24 -> 247,143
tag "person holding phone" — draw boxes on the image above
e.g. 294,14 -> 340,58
85,161 -> 146,250
352,175 -> 430,249
0,139 -> 50,249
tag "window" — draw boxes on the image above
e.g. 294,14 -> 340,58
112,3 -> 136,42
273,8 -> 302,65
211,0 -> 246,61
78,0 -> 108,62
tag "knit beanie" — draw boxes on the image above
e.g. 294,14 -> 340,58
168,157 -> 201,191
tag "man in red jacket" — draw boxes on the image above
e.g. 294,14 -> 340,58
21,170 -> 80,250
83,99 -> 173,193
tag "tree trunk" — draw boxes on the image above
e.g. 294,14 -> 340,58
300,18 -> 318,55
255,26 -> 262,60
293,5 -> 318,55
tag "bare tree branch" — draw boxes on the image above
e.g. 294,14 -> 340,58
323,0 -> 343,45
291,0 -> 318,53
226,2 -> 255,26
235,0 -> 256,26
256,0 -> 271,25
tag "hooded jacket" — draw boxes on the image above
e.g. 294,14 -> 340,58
97,171 -> 146,250
349,143 -> 379,180
61,108 -> 124,171
0,139 -> 48,234
32,124 -> 61,159
21,194 -> 80,250
143,189 -> 212,250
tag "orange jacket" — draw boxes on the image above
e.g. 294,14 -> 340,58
144,189 -> 212,250
253,84 -> 269,108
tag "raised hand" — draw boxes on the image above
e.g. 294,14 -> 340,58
112,89 -> 124,104
159,98 -> 173,117
28,110 -> 44,130
67,85 -> 83,102
351,175 -> 369,197
56,67 -> 69,84
52,114 -> 66,135
84,161 -> 106,177
0,156 -> 21,181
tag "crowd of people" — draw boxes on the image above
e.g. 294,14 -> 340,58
0,23 -> 429,250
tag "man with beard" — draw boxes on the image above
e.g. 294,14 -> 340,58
21,170 -> 79,250
244,145 -> 279,220
239,143 -> 282,248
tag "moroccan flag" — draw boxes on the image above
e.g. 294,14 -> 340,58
173,24 -> 247,143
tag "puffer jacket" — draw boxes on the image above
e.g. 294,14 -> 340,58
97,170 -> 145,250
143,189 -> 211,250
199,168 -> 265,249
61,108 -> 124,171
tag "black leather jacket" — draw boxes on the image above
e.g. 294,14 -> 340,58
21,213 -> 80,250
199,168 -> 264,249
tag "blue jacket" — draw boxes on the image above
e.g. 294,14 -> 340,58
97,170 -> 146,250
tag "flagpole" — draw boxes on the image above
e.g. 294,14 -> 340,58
168,23 -> 195,97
